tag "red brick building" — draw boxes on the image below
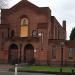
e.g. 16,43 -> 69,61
0,0 -> 74,66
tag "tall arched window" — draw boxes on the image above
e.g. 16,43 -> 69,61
20,17 -> 28,37
21,18 -> 28,26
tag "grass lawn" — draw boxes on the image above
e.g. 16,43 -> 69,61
16,65 -> 75,73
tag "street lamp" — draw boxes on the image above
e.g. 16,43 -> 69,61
38,32 -> 43,50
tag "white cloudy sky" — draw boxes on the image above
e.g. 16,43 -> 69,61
2,0 -> 75,40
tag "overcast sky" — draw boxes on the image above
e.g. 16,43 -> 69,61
1,0 -> 75,40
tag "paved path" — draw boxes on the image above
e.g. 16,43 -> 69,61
0,72 -> 56,75
0,64 -> 12,71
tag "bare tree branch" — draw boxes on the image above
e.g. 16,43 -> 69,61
0,0 -> 9,9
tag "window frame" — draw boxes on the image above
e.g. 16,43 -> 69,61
21,17 -> 28,26
68,48 -> 73,60
52,46 -> 56,59
20,16 -> 29,37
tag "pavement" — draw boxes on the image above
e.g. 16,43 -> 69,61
0,64 -> 12,72
0,72 -> 56,75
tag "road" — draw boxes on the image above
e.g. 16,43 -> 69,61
0,72 -> 56,75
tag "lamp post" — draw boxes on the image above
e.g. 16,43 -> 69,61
60,42 -> 64,72
38,32 -> 43,50
15,64 -> 18,75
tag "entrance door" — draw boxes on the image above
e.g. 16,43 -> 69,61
8,44 -> 18,64
24,44 -> 34,64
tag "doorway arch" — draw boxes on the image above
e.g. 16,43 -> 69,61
8,44 -> 18,64
24,44 -> 34,64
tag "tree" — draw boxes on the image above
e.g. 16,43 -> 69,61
0,0 -> 9,23
0,0 -> 9,8
0,0 -> 20,23
70,27 -> 75,40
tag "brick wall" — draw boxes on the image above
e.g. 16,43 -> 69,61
0,50 -> 8,63
34,50 -> 47,65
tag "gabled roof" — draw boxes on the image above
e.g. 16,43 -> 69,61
10,0 -> 39,11
1,0 -> 51,15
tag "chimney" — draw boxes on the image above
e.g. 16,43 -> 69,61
62,20 -> 66,31
62,20 -> 66,40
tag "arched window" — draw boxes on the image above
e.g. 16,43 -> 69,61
25,44 -> 34,50
8,44 -> 18,64
20,17 -> 28,37
9,44 -> 18,49
21,18 -> 28,26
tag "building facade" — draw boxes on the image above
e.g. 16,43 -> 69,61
0,0 -> 75,66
